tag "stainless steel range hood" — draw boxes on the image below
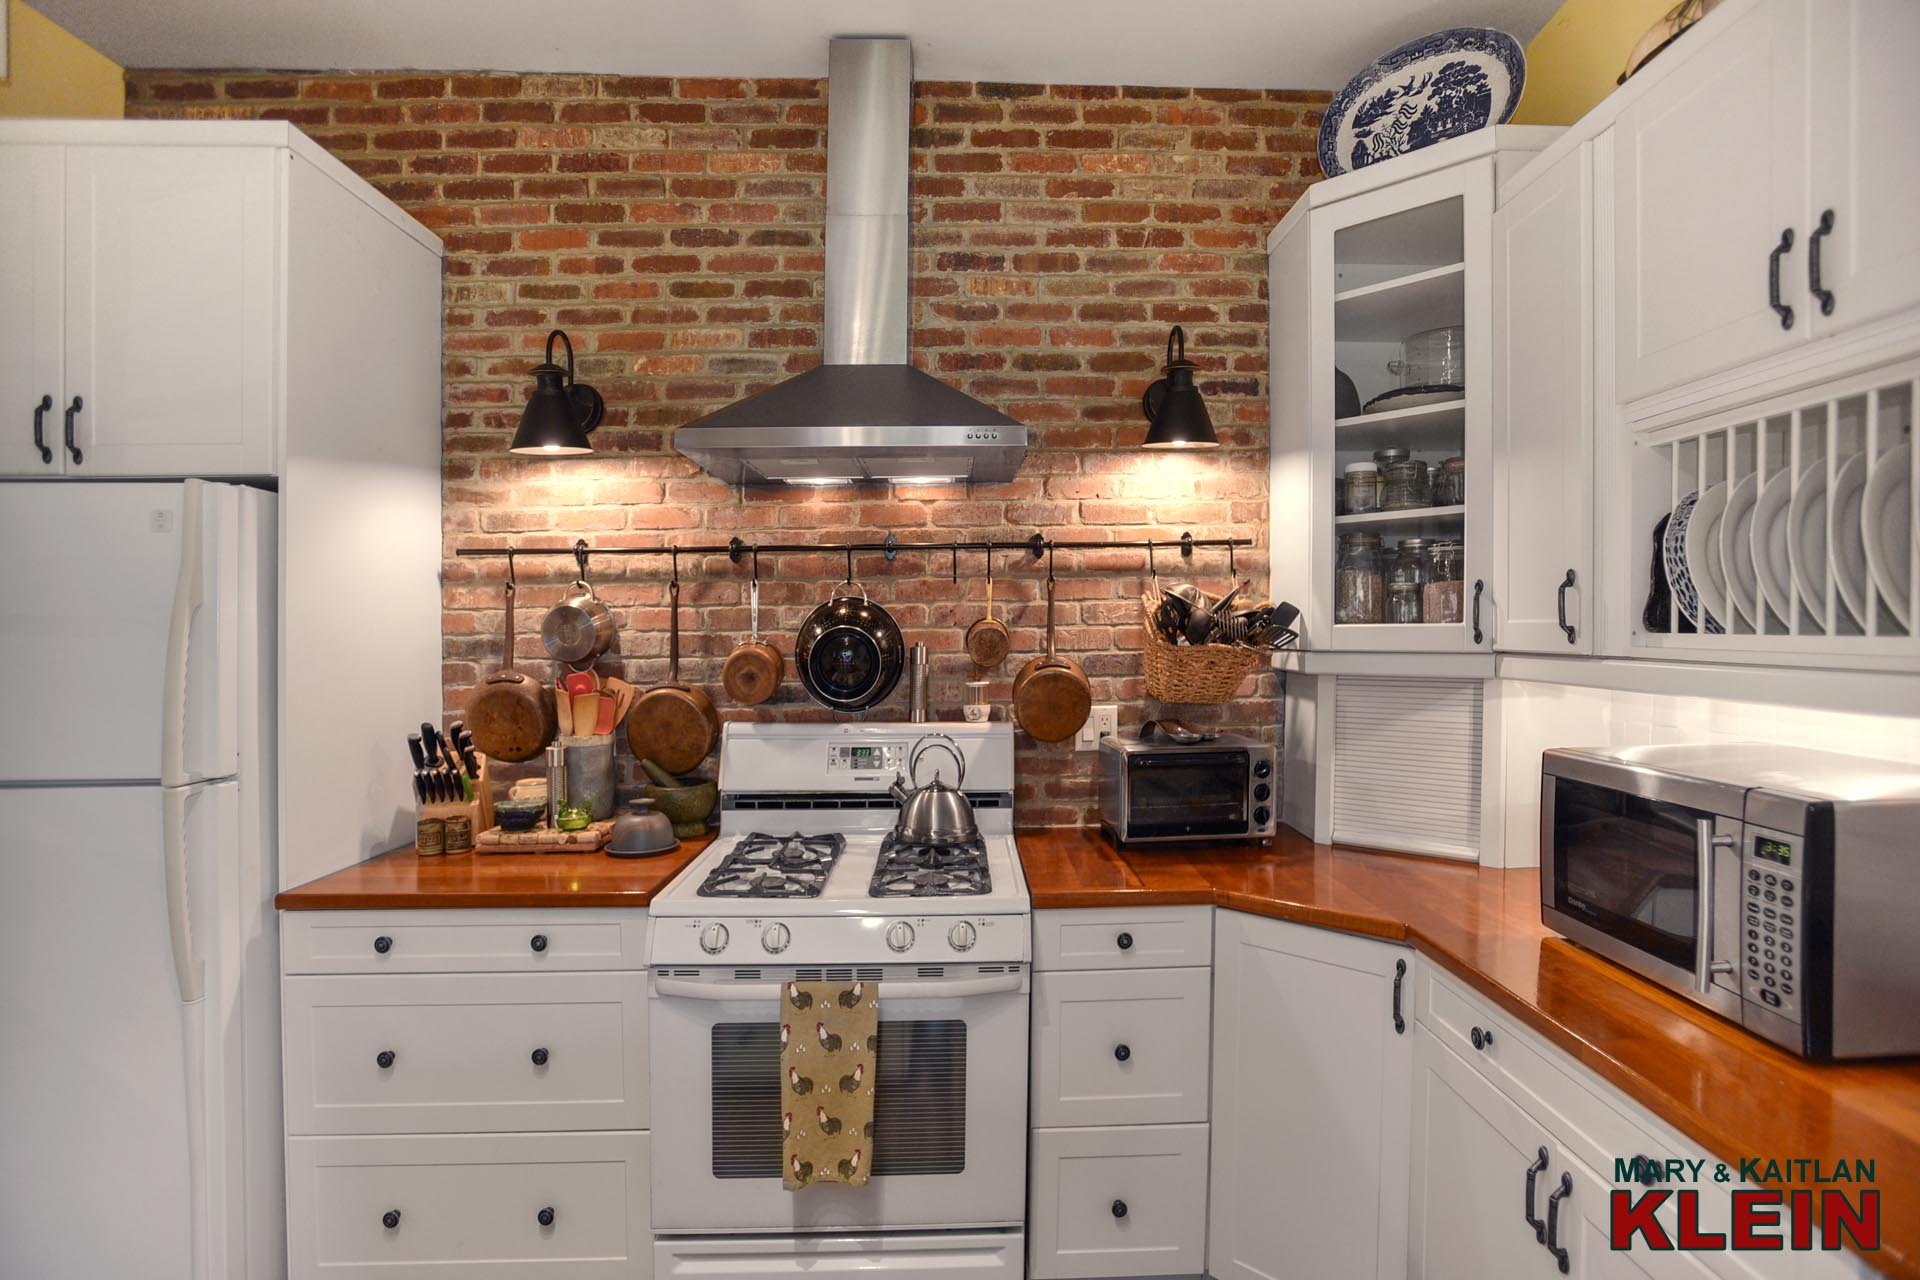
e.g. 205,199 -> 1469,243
673,37 -> 1028,486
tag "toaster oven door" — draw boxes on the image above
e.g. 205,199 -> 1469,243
1122,749 -> 1250,838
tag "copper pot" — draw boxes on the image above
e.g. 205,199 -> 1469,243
964,557 -> 1010,669
466,573 -> 558,763
722,576 -> 784,706
628,576 -> 720,775
1012,573 -> 1091,743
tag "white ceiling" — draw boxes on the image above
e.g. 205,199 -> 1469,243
40,0 -> 1560,91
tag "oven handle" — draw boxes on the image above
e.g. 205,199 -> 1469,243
1693,818 -> 1736,995
652,974 -> 1027,1002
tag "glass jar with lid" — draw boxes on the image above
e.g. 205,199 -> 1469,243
1434,456 -> 1466,507
1381,459 -> 1431,511
1372,445 -> 1410,468
1423,539 -> 1465,623
1335,532 -> 1384,624
1343,461 -> 1382,514
1386,537 -> 1430,624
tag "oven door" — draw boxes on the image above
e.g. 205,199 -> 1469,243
1122,749 -> 1250,839
649,966 -> 1029,1233
1540,763 -> 1743,1019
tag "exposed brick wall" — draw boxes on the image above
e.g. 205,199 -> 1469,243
126,69 -> 1325,826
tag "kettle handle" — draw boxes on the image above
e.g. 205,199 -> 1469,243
909,733 -> 966,790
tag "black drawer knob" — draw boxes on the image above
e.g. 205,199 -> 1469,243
382,1210 -> 401,1230
530,934 -> 548,953
537,1206 -> 556,1228
373,935 -> 393,955
1114,1044 -> 1131,1062
376,1050 -> 396,1069
1111,1199 -> 1128,1219
1470,1026 -> 1493,1051
531,1047 -> 550,1067
1116,932 -> 1134,951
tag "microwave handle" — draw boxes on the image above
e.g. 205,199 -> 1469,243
1693,818 -> 1738,995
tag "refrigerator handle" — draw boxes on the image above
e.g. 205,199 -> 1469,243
163,787 -> 205,1004
161,481 -> 208,789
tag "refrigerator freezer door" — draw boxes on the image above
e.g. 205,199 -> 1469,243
0,481 -> 242,784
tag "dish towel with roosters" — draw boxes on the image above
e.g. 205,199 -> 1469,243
780,979 -> 876,1189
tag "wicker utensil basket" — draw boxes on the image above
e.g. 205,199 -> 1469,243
1140,592 -> 1265,704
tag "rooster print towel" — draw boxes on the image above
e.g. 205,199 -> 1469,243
780,979 -> 876,1189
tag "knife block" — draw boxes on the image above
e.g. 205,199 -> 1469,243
418,754 -> 495,844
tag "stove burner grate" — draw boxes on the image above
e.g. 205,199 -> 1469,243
698,832 -> 846,899
869,833 -> 991,898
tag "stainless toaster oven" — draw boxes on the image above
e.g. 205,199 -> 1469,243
1541,742 -> 1920,1060
1099,730 -> 1276,844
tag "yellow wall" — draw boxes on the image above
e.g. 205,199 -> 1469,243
0,0 -> 123,118
1512,0 -> 1676,126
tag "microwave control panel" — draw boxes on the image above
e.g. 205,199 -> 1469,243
1741,830 -> 1802,1023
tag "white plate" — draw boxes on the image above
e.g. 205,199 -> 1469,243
1684,481 -> 1731,632
1719,473 -> 1762,629
1862,442 -> 1912,629
1750,467 -> 1796,627
1787,460 -> 1859,631
1831,452 -> 1871,625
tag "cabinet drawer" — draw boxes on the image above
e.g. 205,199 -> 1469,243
1028,1124 -> 1209,1279
287,1130 -> 649,1279
284,972 -> 647,1135
1033,906 -> 1211,971
282,909 -> 647,974
1033,967 -> 1211,1127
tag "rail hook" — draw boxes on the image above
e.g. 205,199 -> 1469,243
505,546 -> 517,590
845,546 -> 855,585
1180,531 -> 1194,559
952,544 -> 959,583
727,535 -> 745,565
669,546 -> 680,587
573,539 -> 590,580
1228,541 -> 1236,577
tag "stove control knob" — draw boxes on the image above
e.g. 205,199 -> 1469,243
699,923 -> 730,955
885,920 -> 916,953
947,921 -> 977,952
761,922 -> 791,954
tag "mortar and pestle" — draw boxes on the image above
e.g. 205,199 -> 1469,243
640,758 -> 718,838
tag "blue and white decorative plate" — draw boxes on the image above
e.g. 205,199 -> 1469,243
1662,490 -> 1725,635
1319,28 -> 1526,177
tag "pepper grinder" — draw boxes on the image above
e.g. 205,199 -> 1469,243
544,743 -> 568,829
908,642 -> 930,722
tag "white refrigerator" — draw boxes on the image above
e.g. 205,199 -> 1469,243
0,479 -> 284,1279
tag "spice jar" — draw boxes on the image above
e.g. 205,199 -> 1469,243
1424,539 -> 1465,624
1387,538 -> 1430,624
1343,461 -> 1383,515
1381,460 -> 1431,512
1434,456 -> 1466,507
1335,532 -> 1384,624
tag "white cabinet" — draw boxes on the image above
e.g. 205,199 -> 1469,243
1032,967 -> 1211,1128
1028,1125 -> 1210,1280
1493,142 -> 1595,653
1208,911 -> 1413,1280
0,145 -> 63,475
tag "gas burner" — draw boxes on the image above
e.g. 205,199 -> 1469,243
698,832 -> 845,899
869,833 -> 991,898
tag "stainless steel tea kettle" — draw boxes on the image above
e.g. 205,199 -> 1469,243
889,733 -> 977,845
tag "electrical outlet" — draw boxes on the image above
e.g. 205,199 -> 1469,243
1076,704 -> 1120,752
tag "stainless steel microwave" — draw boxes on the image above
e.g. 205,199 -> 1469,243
1541,743 -> 1920,1060
1099,731 -> 1276,844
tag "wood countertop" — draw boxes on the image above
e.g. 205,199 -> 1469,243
274,836 -> 712,910
1021,827 -> 1920,1279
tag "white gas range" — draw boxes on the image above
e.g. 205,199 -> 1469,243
647,721 -> 1030,1280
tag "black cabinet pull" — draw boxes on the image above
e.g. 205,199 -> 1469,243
1556,569 -> 1577,644
537,1206 -> 556,1228
1768,228 -> 1796,330
30,395 -> 53,464
1470,1026 -> 1493,1051
1546,1172 -> 1572,1273
62,396 -> 83,464
1809,209 -> 1836,315
1110,1199 -> 1128,1219
1113,1044 -> 1131,1062
1471,579 -> 1485,645
1634,1154 -> 1664,1187
376,1050 -> 396,1069
1524,1147 -> 1549,1243
530,934 -> 548,953
382,1210 -> 401,1230
1115,932 -> 1133,952
1391,958 -> 1406,1034
373,935 -> 393,954
531,1047 -> 550,1066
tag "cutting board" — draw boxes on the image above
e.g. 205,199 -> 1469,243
475,819 -> 614,854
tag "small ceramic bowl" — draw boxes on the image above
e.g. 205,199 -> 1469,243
493,799 -> 545,833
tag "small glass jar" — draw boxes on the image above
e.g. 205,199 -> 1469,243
1424,539 -> 1465,624
1335,532 -> 1384,624
1386,538 -> 1430,624
1381,460 -> 1431,511
1372,446 -> 1410,468
1434,456 -> 1466,507
1343,461 -> 1382,515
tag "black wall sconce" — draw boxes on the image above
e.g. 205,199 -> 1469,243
1141,325 -> 1220,449
509,329 -> 605,456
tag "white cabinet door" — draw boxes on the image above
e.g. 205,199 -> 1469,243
63,145 -> 278,476
1612,0 -> 1809,402
1494,143 -> 1594,653
1409,1025 -> 1566,1280
1032,967 -> 1211,1128
0,145 -> 65,476
1807,0 -> 1920,337
1208,911 -> 1412,1280
1028,1124 -> 1210,1280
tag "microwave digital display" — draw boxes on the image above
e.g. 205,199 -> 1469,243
1755,837 -> 1794,865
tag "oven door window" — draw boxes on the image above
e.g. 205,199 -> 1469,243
1126,751 -> 1248,837
711,1020 -> 967,1179
1550,777 -> 1704,971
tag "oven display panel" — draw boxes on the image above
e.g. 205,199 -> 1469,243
1754,836 -> 1794,865
829,743 -> 904,773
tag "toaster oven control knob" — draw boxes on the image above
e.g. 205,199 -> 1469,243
1253,759 -> 1272,779
1254,807 -> 1271,826
886,920 -> 916,953
1254,783 -> 1271,802
762,922 -> 791,954
947,921 -> 977,952
699,922 -> 730,955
